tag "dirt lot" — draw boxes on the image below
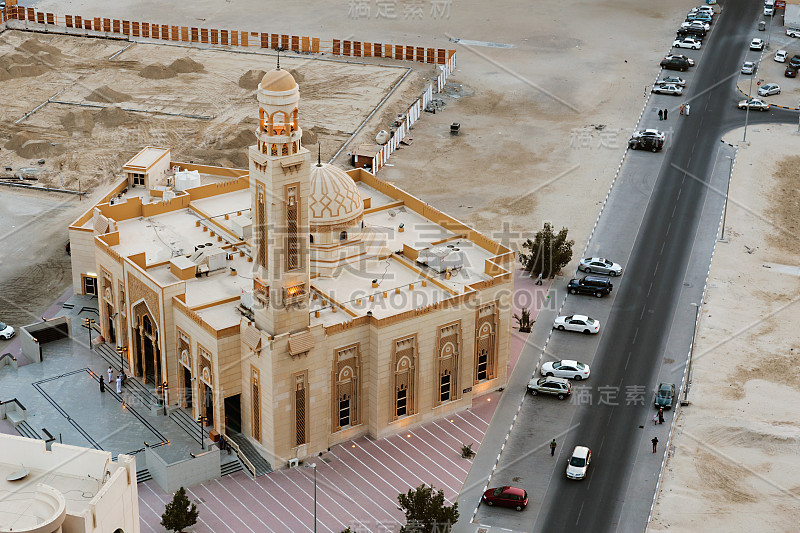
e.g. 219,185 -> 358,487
650,124 -> 800,532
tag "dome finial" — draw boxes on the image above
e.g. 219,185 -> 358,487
317,143 -> 322,167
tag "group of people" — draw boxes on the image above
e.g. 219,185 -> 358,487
99,365 -> 126,394
658,105 -> 691,120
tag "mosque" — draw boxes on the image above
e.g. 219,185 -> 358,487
68,67 -> 513,469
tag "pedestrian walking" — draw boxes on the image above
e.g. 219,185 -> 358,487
658,109 -> 663,120
658,408 -> 664,425
550,439 -> 557,456
653,413 -> 659,425
100,375 -> 105,393
663,108 -> 668,120
107,366 -> 113,383
536,272 -> 543,285
680,103 -> 685,115
652,436 -> 659,453
116,374 -> 122,394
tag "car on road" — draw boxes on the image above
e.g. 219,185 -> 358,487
790,55 -> 800,68
765,5 -> 774,15
527,376 -> 572,399
658,76 -> 686,86
661,56 -> 689,71
566,446 -> 592,480
775,49 -> 787,62
553,315 -> 600,334
541,359 -> 592,380
680,21 -> 710,31
629,134 -> 663,151
757,83 -> 781,96
568,275 -> 613,297
673,37 -> 701,50
786,65 -> 798,78
0,321 -> 14,340
665,54 -> 695,66
741,61 -> 756,74
750,38 -> 765,50
738,98 -> 770,111
482,486 -> 529,511
787,28 -> 800,38
579,256 -> 623,276
652,83 -> 683,96
654,382 -> 676,409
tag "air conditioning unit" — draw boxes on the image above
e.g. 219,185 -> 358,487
288,458 -> 299,468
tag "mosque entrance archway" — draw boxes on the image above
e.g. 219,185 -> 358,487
132,303 -> 161,387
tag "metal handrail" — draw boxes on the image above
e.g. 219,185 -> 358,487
220,433 -> 256,478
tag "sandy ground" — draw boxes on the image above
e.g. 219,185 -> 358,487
650,124 -> 800,532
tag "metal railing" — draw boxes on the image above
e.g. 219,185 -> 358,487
220,433 -> 256,479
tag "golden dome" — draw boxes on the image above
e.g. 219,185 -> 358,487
309,163 -> 364,231
259,69 -> 297,92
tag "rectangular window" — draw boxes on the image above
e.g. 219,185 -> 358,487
83,276 -> 98,296
339,398 -> 350,428
295,379 -> 307,446
396,388 -> 407,417
477,352 -> 488,381
132,173 -> 145,186
440,374 -> 451,403
286,185 -> 299,271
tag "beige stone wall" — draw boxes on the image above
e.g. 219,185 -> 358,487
69,226 -> 97,295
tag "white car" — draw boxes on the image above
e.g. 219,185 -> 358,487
673,37 -> 701,50
787,29 -> 800,38
553,315 -> 600,334
738,98 -> 770,111
0,321 -> 14,340
541,359 -> 591,380
741,61 -> 756,74
765,5 -> 774,15
775,50 -> 787,62
758,82 -> 781,96
750,38 -> 765,51
690,5 -> 714,15
579,256 -> 623,276
566,446 -> 592,480
658,76 -> 686,86
652,83 -> 683,96
681,21 -> 710,31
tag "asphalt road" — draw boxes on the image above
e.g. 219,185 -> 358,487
534,1 -> 797,532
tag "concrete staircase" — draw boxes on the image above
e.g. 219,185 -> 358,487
228,431 -> 272,477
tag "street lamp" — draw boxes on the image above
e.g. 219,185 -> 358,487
305,462 -> 317,533
83,318 -> 96,350
743,77 -> 761,143
720,156 -> 733,241
197,414 -> 206,451
683,303 -> 701,406
116,345 -> 127,373
162,381 -> 168,416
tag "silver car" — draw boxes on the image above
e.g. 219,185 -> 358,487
652,83 -> 683,96
757,83 -> 780,96
741,61 -> 755,74
578,257 -> 623,276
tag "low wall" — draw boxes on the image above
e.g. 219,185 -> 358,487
145,446 -> 221,494
20,317 -> 72,363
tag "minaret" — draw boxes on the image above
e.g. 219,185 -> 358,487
249,67 -> 311,335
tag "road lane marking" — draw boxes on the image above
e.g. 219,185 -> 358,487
625,351 -> 632,369
576,501 -> 585,524
633,328 -> 639,344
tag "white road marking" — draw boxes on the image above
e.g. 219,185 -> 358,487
212,478 -> 279,533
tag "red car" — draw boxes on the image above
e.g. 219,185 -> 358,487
482,486 -> 529,511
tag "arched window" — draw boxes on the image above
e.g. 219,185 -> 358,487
340,231 -> 347,241
309,234 -> 314,244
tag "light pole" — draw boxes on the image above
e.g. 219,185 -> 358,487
767,9 -> 775,48
84,318 -> 95,350
162,381 -> 168,416
306,462 -> 317,533
116,345 -> 127,372
743,76 -> 759,142
683,302 -> 701,406
720,156 -> 733,241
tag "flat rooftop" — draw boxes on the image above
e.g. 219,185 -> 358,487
123,146 -> 169,171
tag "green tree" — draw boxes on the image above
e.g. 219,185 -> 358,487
398,484 -> 459,532
161,486 -> 199,533
518,222 -> 574,278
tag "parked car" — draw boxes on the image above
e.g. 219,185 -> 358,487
568,275 -> 613,297
758,83 -> 781,96
0,321 -> 14,340
677,25 -> 706,39
765,5 -> 774,15
541,359 -> 592,380
527,376 -> 572,399
673,37 -> 701,50
680,21 -> 710,31
786,65 -> 798,78
658,76 -> 686,86
653,83 -> 683,96
553,315 -> 600,334
775,49 -> 787,62
665,54 -> 695,66
787,28 -> 800,38
482,486 -> 529,511
661,56 -> 689,71
741,61 -> 756,74
690,5 -> 714,15
686,13 -> 712,23
654,382 -> 676,409
738,98 -> 769,111
566,446 -> 592,480
579,257 -> 623,276
790,55 -> 800,68
750,38 -> 765,50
